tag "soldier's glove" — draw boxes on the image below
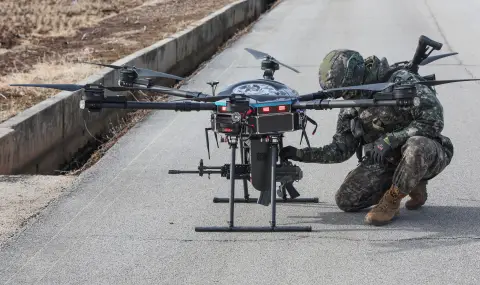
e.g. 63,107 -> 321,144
371,136 -> 393,165
279,146 -> 304,161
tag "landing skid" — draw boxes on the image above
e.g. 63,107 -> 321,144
196,136 -> 311,232
212,197 -> 319,203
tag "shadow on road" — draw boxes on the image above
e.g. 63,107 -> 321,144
285,204 -> 480,252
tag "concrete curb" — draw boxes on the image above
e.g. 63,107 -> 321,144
0,0 -> 272,175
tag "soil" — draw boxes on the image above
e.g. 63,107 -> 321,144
0,175 -> 75,248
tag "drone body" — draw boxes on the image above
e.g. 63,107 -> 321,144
10,35 -> 480,232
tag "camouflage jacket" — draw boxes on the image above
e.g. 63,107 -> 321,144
300,69 -> 454,164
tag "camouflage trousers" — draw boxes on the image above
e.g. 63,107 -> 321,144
335,136 -> 452,212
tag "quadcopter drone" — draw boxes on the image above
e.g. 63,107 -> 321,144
11,35 -> 480,232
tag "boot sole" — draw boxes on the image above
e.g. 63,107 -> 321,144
364,211 -> 399,226
365,217 -> 396,226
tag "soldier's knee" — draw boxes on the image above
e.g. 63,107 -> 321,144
403,136 -> 431,157
335,187 -> 361,212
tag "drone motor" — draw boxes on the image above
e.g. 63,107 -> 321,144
80,84 -> 107,112
118,69 -> 138,87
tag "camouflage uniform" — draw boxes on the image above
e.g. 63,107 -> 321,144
280,49 -> 454,225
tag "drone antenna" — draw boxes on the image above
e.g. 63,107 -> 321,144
207,81 -> 219,96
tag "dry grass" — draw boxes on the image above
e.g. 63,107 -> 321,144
0,0 -> 238,124
0,56 -> 101,121
0,0 -> 148,47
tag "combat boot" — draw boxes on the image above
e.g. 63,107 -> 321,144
365,185 -> 407,226
405,181 -> 428,210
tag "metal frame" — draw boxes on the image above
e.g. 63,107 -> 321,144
196,135 -> 313,232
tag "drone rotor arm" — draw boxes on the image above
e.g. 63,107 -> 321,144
174,95 -> 230,102
292,97 -> 417,110
83,96 -> 217,111
322,82 -> 397,93
144,86 -> 209,99
297,91 -> 331,102
105,85 -> 210,100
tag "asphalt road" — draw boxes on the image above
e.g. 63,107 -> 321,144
2,0 -> 480,284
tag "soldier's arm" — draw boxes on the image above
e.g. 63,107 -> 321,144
385,85 -> 444,149
299,109 -> 360,163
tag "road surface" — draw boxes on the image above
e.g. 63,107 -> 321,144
2,0 -> 480,284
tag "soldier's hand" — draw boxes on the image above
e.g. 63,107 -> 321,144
371,136 -> 393,165
279,146 -> 303,161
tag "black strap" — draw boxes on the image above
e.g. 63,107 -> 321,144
356,141 -> 363,163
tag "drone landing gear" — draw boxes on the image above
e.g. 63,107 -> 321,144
195,137 -> 311,232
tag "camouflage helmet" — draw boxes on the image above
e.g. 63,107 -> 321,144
318,49 -> 365,98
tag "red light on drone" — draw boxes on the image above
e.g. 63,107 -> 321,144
220,106 -> 227,112
223,128 -> 232,132
278,105 -> 286,111
262,107 -> 270,113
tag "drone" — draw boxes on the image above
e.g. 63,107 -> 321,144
11,35 -> 480,232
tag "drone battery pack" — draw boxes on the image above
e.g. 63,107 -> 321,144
249,138 -> 270,192
248,113 -> 295,134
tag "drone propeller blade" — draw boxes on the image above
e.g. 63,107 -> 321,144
79,61 -> 121,69
80,61 -> 185,81
419,52 -> 458,65
9,83 -> 130,93
244,48 -> 269,59
134,68 -> 185,81
416,78 -> 480,87
322,82 -> 396,93
244,48 -> 300,73
9,83 -> 86,92
276,61 -> 300,73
